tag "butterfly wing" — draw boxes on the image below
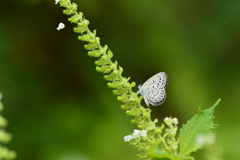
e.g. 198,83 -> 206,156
139,72 -> 168,107
144,85 -> 166,106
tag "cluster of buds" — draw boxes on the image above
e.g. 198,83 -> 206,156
124,129 -> 147,142
124,117 -> 180,154
163,117 -> 179,152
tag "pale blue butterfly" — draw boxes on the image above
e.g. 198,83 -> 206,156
138,72 -> 168,107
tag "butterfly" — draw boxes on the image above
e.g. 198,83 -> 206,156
138,72 -> 168,107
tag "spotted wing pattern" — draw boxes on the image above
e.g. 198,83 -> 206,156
139,72 -> 168,107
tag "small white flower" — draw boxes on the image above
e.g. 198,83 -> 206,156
124,135 -> 133,142
57,22 -> 65,31
125,129 -> 148,142
164,117 -> 172,125
133,129 -> 140,138
140,130 -> 147,137
55,0 -> 60,4
196,134 -> 216,146
196,135 -> 205,146
172,118 -> 179,125
164,117 -> 169,121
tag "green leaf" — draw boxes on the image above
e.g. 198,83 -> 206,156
179,99 -> 221,156
149,149 -> 194,160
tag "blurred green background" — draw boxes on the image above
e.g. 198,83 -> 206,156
0,0 -> 240,159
